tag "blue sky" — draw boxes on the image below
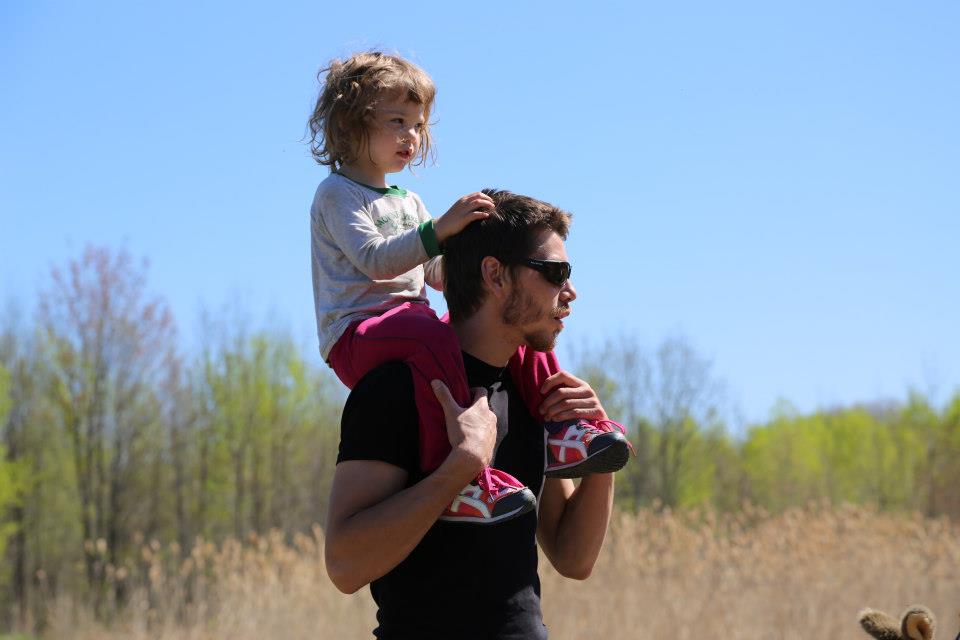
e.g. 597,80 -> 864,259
2,1 -> 958,425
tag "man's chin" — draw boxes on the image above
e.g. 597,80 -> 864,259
523,330 -> 558,353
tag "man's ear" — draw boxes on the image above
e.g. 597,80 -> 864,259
480,256 -> 511,301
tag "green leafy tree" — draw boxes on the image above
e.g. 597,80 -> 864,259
741,399 -> 938,513
197,324 -> 342,539
897,392 -> 953,516
0,320 -> 80,632
0,364 -> 23,559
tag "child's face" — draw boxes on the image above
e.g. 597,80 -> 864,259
360,97 -> 425,176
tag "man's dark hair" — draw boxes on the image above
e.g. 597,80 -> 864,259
442,189 -> 572,322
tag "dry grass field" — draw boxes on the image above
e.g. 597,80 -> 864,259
38,504 -> 960,640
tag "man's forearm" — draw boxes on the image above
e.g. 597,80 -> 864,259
325,450 -> 477,593
552,473 -> 614,578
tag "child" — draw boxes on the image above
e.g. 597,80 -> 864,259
307,51 -> 629,524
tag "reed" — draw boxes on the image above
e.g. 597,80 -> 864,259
37,504 -> 960,639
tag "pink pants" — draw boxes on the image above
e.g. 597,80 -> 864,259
327,301 -> 560,473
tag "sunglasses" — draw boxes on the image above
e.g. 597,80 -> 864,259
521,259 -> 572,286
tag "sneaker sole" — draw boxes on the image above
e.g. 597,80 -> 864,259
545,438 -> 631,478
438,489 -> 537,525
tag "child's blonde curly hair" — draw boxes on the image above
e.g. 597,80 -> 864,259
307,51 -> 436,171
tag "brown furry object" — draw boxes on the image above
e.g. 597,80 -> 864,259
859,606 -> 939,640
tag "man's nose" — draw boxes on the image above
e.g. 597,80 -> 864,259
561,279 -> 577,303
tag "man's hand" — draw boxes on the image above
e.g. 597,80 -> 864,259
538,371 -> 608,423
433,192 -> 494,244
325,382 -> 498,594
431,380 -> 497,473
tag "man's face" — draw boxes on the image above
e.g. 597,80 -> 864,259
501,228 -> 577,352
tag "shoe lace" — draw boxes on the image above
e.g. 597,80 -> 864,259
590,419 -> 636,455
591,418 -> 624,434
478,467 -> 508,496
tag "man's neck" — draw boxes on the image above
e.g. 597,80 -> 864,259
450,309 -> 520,368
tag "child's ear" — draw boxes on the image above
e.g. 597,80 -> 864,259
859,608 -> 903,640
901,606 -> 935,640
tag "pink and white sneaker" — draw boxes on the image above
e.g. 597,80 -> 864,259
544,419 -> 632,478
439,467 -> 536,524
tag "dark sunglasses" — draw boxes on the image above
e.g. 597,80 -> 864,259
521,259 -> 572,286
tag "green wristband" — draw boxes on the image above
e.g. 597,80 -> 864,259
419,220 -> 442,258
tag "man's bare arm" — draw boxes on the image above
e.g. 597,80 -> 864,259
325,451 -> 480,593
535,370 -> 615,580
324,382 -> 496,594
536,474 -> 614,580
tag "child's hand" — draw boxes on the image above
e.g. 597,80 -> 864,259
538,371 -> 608,422
434,192 -> 494,244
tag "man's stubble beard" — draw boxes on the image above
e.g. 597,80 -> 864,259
501,286 -> 568,353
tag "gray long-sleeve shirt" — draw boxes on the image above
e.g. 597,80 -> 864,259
310,172 -> 443,360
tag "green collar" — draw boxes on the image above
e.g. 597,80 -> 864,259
336,172 -> 407,197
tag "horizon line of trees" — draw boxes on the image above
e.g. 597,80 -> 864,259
1,245 -> 958,632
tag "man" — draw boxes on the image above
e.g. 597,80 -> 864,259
324,189 -> 622,639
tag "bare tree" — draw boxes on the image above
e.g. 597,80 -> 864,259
37,246 -> 176,614
569,336 -> 651,508
643,336 -> 725,507
160,355 -> 193,555
572,334 -> 726,509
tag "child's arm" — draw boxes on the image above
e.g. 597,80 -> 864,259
318,184 -> 436,280
319,187 -> 492,282
424,256 -> 444,291
433,192 -> 494,244
416,191 -> 493,292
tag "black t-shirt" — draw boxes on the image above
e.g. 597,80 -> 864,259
338,352 -> 548,640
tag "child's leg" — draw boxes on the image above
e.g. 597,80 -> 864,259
330,302 -> 537,523
506,345 -> 557,423
508,346 -> 631,478
329,302 -> 470,472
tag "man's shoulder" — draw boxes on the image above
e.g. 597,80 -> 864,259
341,361 -> 417,434
339,361 -> 418,469
347,360 -> 414,403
